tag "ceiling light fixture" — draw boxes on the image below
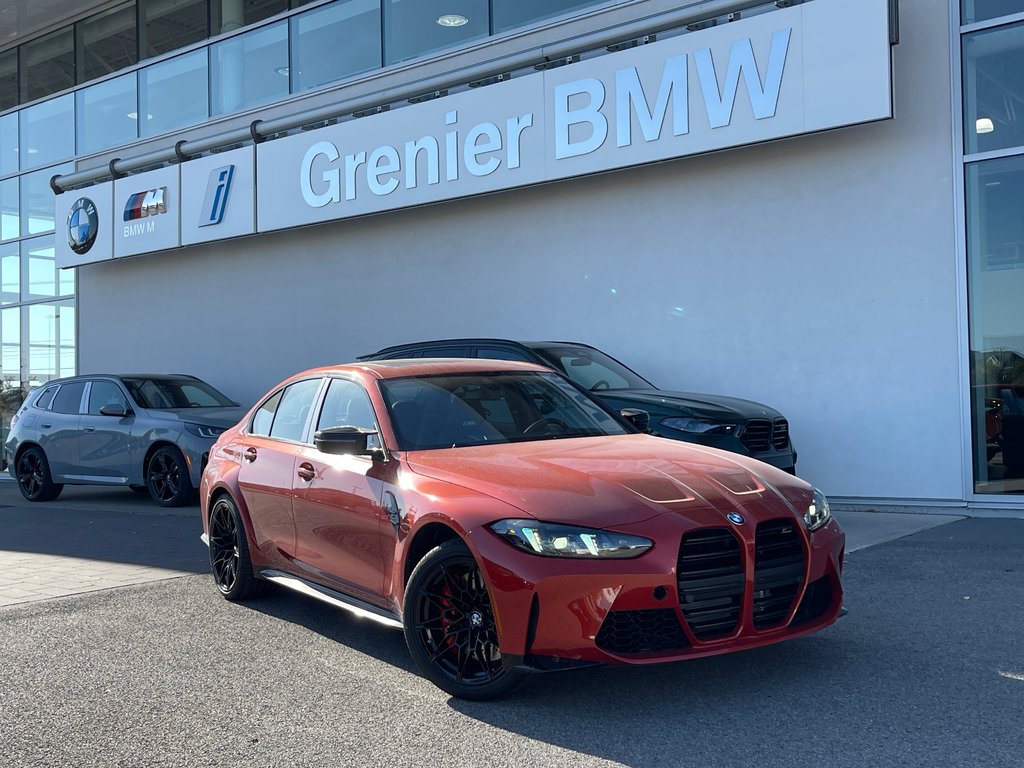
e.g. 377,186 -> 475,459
275,66 -> 290,77
436,14 -> 469,27
976,117 -> 994,134
126,112 -> 154,120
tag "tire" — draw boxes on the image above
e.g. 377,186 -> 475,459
403,539 -> 521,700
146,446 -> 194,507
208,494 -> 267,600
15,446 -> 63,502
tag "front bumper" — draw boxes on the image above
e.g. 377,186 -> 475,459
470,513 -> 844,668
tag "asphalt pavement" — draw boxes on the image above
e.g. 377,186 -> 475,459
0,486 -> 1022,767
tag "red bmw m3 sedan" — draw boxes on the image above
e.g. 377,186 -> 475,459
200,359 -> 844,699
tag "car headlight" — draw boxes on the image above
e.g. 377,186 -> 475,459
489,519 -> 652,559
184,423 -> 227,439
805,488 -> 831,531
661,417 -> 736,435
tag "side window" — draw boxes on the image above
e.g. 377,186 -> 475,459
269,379 -> 322,442
476,346 -> 532,362
51,382 -> 86,414
316,378 -> 378,432
87,381 -> 130,415
34,386 -> 57,410
408,346 -> 471,359
250,390 -> 283,437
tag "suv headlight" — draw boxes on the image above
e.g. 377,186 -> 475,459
184,423 -> 226,439
489,519 -> 652,559
805,488 -> 831,531
661,417 -> 736,435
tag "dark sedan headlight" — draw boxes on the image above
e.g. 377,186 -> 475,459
805,488 -> 831,531
489,519 -> 652,559
660,417 -> 736,435
184,423 -> 227,439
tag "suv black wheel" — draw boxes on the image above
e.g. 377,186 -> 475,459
146,446 -> 194,507
15,446 -> 63,502
404,539 -> 521,700
208,495 -> 267,600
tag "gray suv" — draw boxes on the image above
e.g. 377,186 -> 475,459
6,374 -> 245,507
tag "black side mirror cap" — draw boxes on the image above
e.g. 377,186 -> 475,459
98,403 -> 128,417
620,408 -> 650,432
314,426 -> 384,459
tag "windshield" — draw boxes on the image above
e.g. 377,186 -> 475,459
121,377 -> 235,409
533,346 -> 653,391
379,371 -> 629,450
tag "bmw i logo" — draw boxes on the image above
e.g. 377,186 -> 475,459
727,512 -> 745,525
67,197 -> 98,255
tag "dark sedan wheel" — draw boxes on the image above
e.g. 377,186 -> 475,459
146,446 -> 194,507
208,495 -> 266,600
15,446 -> 63,502
404,539 -> 521,700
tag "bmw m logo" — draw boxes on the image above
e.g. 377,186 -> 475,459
727,513 -> 745,525
123,187 -> 167,221
67,197 -> 98,255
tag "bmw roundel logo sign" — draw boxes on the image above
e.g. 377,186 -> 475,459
727,512 -> 745,525
67,197 -> 99,255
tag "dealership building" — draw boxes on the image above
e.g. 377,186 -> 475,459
0,0 -> 1022,508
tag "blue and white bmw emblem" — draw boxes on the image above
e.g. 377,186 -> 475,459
727,512 -> 745,525
67,197 -> 99,255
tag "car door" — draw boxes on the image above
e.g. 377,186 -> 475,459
40,381 -> 86,479
291,376 -> 391,602
76,380 -> 135,481
236,378 -> 324,567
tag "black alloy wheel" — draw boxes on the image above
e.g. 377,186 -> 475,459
404,539 -> 521,700
15,446 -> 63,502
146,446 -> 194,507
208,495 -> 265,600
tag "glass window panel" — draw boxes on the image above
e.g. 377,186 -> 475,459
1,241 -> 18,303
18,95 -> 74,170
0,113 -> 17,176
384,0 -> 486,64
291,0 -> 381,93
1,178 -> 18,241
141,0 -> 209,59
966,154 -> 1024,495
210,21 -> 288,116
21,235 -> 65,301
76,72 -> 138,154
0,49 -> 17,112
27,302 -> 58,386
21,163 -> 74,236
20,27 -> 75,103
963,1 -> 1024,24
213,0 -> 287,34
269,378 -> 321,441
493,0 -> 608,33
78,2 -> 139,83
963,23 -> 1024,154
139,49 -> 209,137
0,306 -> 21,434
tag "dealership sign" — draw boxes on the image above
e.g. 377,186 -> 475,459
55,0 -> 891,267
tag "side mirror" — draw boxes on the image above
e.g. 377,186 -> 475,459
620,408 -> 650,432
314,427 -> 383,459
99,403 -> 128,417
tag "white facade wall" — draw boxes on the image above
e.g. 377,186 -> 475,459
78,1 -> 961,501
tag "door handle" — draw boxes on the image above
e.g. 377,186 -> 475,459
83,426 -> 96,432
243,447 -> 257,463
297,462 -> 316,482
40,424 -> 52,429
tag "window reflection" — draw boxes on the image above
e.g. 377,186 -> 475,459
384,0 -> 487,64
0,50 -> 16,113
967,155 -> 1024,494
21,27 -> 75,103
213,0 -> 288,34
141,0 -> 209,59
77,2 -> 139,84
0,306 -> 22,443
21,164 -> 74,237
21,236 -> 72,301
492,0 -> 608,33
27,302 -> 57,385
963,23 -> 1024,154
1,179 -> 18,242
0,242 -> 18,304
211,22 -> 288,116
291,0 -> 382,92
76,73 -> 139,155
0,113 -> 17,177
962,1 -> 1024,24
19,95 -> 75,170
139,49 -> 209,137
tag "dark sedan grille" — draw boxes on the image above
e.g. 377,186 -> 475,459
741,419 -> 790,453
677,528 -> 744,640
595,609 -> 689,655
752,519 -> 805,629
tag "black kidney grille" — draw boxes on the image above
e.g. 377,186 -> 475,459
772,419 -> 789,450
791,575 -> 834,627
741,419 -> 772,452
753,519 -> 805,629
595,609 -> 689,655
677,528 -> 744,640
